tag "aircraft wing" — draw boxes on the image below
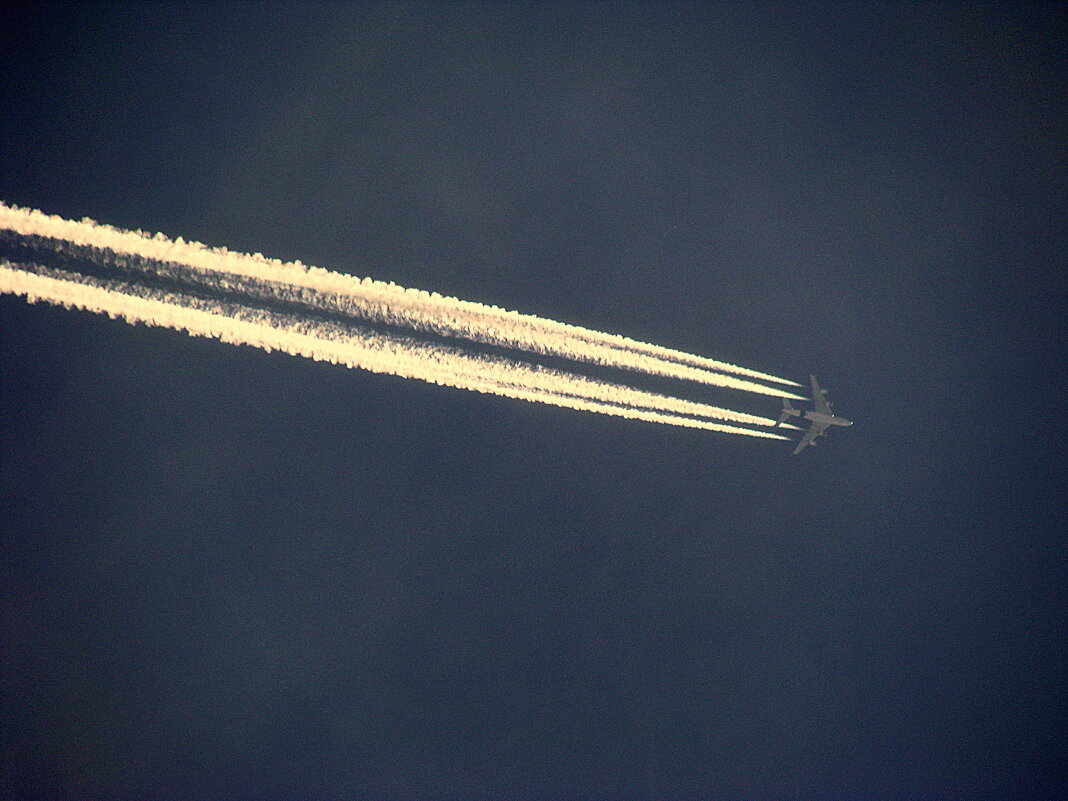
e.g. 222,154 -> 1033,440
793,419 -> 831,455
810,374 -> 833,415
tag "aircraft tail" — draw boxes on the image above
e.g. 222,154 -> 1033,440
775,399 -> 798,427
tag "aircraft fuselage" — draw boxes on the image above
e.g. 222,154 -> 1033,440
804,411 -> 853,427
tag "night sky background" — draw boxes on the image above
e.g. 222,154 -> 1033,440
1,4 -> 1065,799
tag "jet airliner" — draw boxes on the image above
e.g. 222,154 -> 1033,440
775,375 -> 853,455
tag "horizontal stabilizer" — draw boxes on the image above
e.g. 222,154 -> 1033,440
774,398 -> 800,427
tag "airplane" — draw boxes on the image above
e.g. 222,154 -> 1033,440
775,374 -> 853,455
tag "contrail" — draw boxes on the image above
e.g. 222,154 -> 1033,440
1,259 -> 790,439
0,203 -> 803,397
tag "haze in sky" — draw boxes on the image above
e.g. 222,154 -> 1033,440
0,4 -> 1064,800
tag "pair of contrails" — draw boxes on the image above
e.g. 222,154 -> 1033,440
0,202 -> 828,444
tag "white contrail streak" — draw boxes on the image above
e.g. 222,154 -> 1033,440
0,202 -> 803,397
0,260 -> 790,440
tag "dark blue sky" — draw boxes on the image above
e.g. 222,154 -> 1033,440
1,4 -> 1065,799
